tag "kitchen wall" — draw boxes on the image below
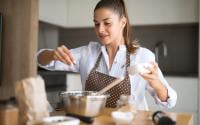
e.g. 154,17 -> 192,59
59,23 -> 198,77
38,22 -> 59,50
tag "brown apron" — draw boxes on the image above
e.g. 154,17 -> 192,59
85,51 -> 131,108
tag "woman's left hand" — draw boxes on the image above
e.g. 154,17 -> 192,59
140,62 -> 168,101
140,62 -> 161,89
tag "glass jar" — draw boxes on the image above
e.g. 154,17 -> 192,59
0,97 -> 19,125
116,94 -> 137,114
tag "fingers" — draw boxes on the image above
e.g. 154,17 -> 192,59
53,50 -> 67,64
61,45 -> 76,64
153,63 -> 159,75
53,45 -> 76,65
141,73 -> 155,81
140,62 -> 159,81
148,62 -> 158,74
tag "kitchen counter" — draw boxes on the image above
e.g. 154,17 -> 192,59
51,108 -> 193,125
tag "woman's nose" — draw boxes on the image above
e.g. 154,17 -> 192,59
98,24 -> 105,33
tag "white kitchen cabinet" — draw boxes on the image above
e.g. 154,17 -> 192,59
39,0 -> 99,28
127,0 -> 198,25
39,0 -> 68,27
145,76 -> 198,125
74,0 -> 198,26
67,0 -> 99,28
39,0 -> 198,27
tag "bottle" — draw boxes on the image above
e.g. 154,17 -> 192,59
152,111 -> 176,125
0,97 -> 19,125
116,94 -> 130,108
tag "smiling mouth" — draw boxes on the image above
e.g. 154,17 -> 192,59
99,35 -> 108,39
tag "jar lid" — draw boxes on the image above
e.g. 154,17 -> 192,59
0,97 -> 17,108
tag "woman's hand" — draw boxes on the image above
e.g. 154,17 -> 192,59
38,45 -> 76,66
140,62 -> 160,89
53,45 -> 76,65
140,62 -> 168,102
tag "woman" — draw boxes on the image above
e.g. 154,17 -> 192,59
37,0 -> 177,110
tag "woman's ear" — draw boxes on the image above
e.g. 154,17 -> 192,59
121,17 -> 127,28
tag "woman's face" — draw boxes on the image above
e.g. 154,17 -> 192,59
94,8 -> 126,46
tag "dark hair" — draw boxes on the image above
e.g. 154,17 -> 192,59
94,0 -> 139,53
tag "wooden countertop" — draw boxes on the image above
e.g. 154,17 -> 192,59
51,108 -> 193,125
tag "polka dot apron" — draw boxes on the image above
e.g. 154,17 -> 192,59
85,51 -> 131,108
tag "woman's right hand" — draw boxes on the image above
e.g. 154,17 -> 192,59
38,45 -> 76,66
53,45 -> 76,65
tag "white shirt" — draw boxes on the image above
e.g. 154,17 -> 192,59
38,42 -> 177,110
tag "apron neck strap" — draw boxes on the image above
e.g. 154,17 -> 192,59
93,50 -> 130,76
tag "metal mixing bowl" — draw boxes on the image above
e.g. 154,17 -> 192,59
61,91 -> 108,117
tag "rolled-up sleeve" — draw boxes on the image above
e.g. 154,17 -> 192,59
154,84 -> 177,108
139,48 -> 177,109
147,68 -> 177,109
36,49 -> 56,71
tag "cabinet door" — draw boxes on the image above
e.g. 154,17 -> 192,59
67,0 -> 99,28
127,0 -> 198,25
39,0 -> 198,27
39,0 -> 68,27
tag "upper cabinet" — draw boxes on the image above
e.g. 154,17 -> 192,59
127,0 -> 198,25
39,0 -> 198,27
67,0 -> 99,28
39,0 -> 68,27
39,0 -> 99,28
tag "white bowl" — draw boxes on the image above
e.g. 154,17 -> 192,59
112,111 -> 134,125
42,116 -> 80,125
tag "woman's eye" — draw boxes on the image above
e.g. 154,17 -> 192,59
105,22 -> 111,26
94,23 -> 99,27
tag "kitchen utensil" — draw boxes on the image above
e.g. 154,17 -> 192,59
42,116 -> 80,125
152,111 -> 176,125
97,77 -> 124,95
61,91 -> 108,118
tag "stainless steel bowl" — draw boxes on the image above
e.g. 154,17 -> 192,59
61,91 -> 108,117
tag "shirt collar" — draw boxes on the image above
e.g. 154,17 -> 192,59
101,44 -> 127,53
